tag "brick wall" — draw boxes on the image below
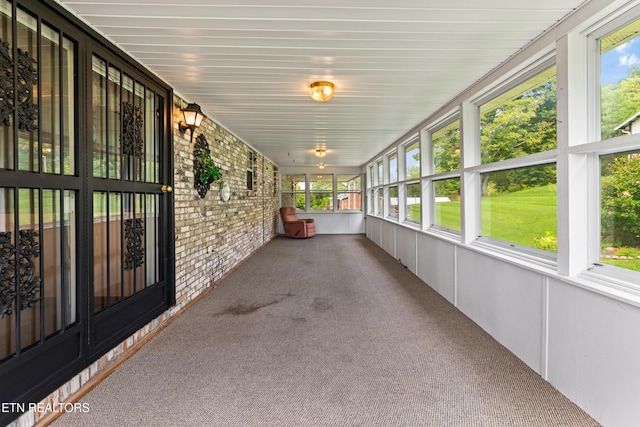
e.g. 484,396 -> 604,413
171,95 -> 279,312
10,96 -> 279,427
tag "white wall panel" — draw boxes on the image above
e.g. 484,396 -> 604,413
369,229 -> 640,426
367,216 -> 381,246
309,213 -> 363,234
456,248 -> 544,373
380,221 -> 396,257
349,214 -> 365,234
279,213 -> 364,234
395,226 -> 417,274
547,279 -> 640,427
416,233 -> 456,304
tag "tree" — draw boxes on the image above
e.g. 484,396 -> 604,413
433,127 -> 460,174
479,79 -> 557,195
432,125 -> 461,196
310,193 -> 331,210
601,66 -> 640,139
601,154 -> 640,247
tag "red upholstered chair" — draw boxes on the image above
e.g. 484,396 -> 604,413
279,206 -> 316,238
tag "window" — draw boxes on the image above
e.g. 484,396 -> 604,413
403,140 -> 421,224
388,185 -> 398,218
372,159 -> 384,216
594,15 -> 640,281
368,189 -> 374,214
337,174 -> 361,211
433,120 -> 461,174
310,174 -> 333,211
247,150 -> 256,191
600,151 -> 640,273
434,178 -> 460,231
405,182 -> 421,223
405,141 -> 420,179
369,164 -> 374,189
385,151 -> 399,218
480,66 -> 557,164
281,174 -> 305,210
595,17 -> 640,275
477,65 -> 557,252
389,152 -> 398,183
481,165 -> 557,252
368,164 -> 375,214
430,119 -> 461,231
600,19 -> 640,141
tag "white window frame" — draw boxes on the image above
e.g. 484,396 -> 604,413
376,187 -> 384,217
467,54 -> 559,265
575,8 -> 640,291
308,173 -> 334,212
404,180 -> 421,225
371,158 -> 384,216
401,136 -> 421,225
383,150 -> 399,220
336,174 -> 362,212
388,151 -> 398,184
387,184 -> 399,219
281,174 -> 307,211
426,114 -> 463,236
367,164 -> 375,214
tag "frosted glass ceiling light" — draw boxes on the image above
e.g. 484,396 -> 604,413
315,148 -> 327,157
309,81 -> 335,102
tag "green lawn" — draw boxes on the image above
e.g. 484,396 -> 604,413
434,184 -> 557,250
603,258 -> 640,271
409,184 -> 640,272
435,200 -> 461,231
481,184 -> 557,249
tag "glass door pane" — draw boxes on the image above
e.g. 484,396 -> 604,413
0,188 -> 15,360
0,0 -> 13,171
0,186 -> 77,359
16,9 -> 39,172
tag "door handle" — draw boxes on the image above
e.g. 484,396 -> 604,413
161,185 -> 173,193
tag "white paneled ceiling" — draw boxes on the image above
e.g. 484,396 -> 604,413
56,0 -> 587,167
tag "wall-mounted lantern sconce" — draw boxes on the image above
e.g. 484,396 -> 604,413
179,103 -> 204,142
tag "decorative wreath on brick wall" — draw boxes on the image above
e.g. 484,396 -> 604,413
193,134 -> 222,198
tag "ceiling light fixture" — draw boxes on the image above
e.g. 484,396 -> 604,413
318,163 -> 326,169
315,148 -> 327,157
179,102 -> 205,143
309,81 -> 335,102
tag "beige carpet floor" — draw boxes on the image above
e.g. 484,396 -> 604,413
53,234 -> 599,426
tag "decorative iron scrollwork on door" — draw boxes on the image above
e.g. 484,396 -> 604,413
0,232 -> 14,318
124,218 -> 145,271
122,101 -> 143,157
0,40 -> 12,127
0,230 -> 42,319
0,37 -> 39,132
16,47 -> 38,131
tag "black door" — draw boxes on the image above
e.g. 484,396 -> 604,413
87,49 -> 174,359
0,1 -> 174,423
